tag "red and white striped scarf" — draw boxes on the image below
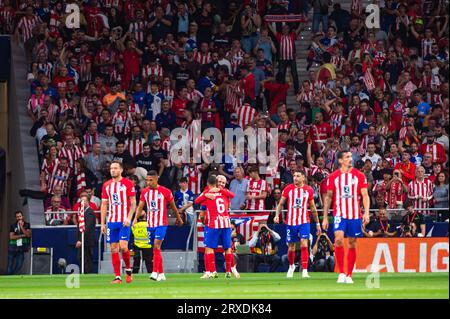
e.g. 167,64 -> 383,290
78,201 -> 85,233
75,167 -> 86,197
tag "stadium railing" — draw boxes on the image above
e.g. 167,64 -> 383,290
42,207 -> 449,273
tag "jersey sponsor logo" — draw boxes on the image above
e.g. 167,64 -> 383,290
294,197 -> 303,209
149,200 -> 159,211
341,185 -> 354,199
111,193 -> 122,206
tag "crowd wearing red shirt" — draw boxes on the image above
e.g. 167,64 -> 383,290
2,0 -> 448,225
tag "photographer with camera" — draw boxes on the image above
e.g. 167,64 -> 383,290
248,223 -> 282,272
312,233 -> 334,272
364,208 -> 397,238
400,200 -> 426,238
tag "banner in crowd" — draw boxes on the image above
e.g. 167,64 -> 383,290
340,238 -> 449,273
197,212 -> 270,253
264,15 -> 308,23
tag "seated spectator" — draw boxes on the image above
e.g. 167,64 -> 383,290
174,177 -> 195,225
364,208 -> 397,238
312,233 -> 335,272
45,195 -> 69,226
248,223 -> 281,272
433,172 -> 449,221
400,200 -> 426,238
43,185 -> 71,211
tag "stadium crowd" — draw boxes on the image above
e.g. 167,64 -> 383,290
2,0 -> 448,230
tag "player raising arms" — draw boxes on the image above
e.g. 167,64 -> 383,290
134,170 -> 184,281
322,150 -> 370,284
195,175 -> 235,279
274,170 -> 321,278
100,160 -> 137,284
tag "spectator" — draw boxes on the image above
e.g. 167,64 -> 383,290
174,177 -> 195,225
111,141 -> 134,166
124,162 -> 147,189
419,131 -> 447,165
240,3 -> 261,54
45,195 -> 68,226
433,172 -> 449,220
229,166 -> 249,211
408,166 -> 434,216
98,124 -> 118,161
83,143 -> 105,185
7,211 -> 31,275
312,0 -> 331,33
364,208 -> 397,238
400,200 -> 426,238
362,142 -> 382,170
385,169 -> 408,209
394,150 -> 416,185
265,188 -> 283,224
43,185 -> 71,211
312,233 -> 334,272
248,223 -> 282,272
75,194 -> 96,273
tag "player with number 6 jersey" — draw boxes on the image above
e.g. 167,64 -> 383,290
322,150 -> 370,284
134,170 -> 184,282
274,171 -> 321,279
195,175 -> 235,279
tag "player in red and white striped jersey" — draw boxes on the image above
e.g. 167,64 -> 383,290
407,166 -> 434,214
245,166 -> 268,211
100,161 -> 137,284
134,170 -> 183,281
322,150 -> 370,284
195,175 -> 235,278
274,171 -> 321,278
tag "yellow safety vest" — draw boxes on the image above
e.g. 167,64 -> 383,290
132,221 -> 152,249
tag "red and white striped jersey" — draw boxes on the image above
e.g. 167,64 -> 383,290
142,64 -> 163,80
47,164 -> 71,195
309,164 -> 330,179
45,206 -> 67,224
282,183 -> 314,225
125,137 -> 146,158
27,94 -> 45,115
162,88 -> 175,106
79,53 -> 93,82
277,121 -> 291,131
186,88 -> 203,102
112,111 -> 133,136
183,165 -> 202,195
195,189 -> 234,229
101,177 -> 136,223
236,103 -> 258,129
246,178 -> 268,211
326,168 -> 368,219
226,49 -> 245,75
140,185 -> 174,227
276,32 -> 296,60
331,55 -> 345,70
225,82 -> 243,112
194,51 -> 211,64
17,15 -> 41,43
408,179 -> 434,212
59,145 -> 84,169
128,20 -> 147,43
182,119 -> 202,150
0,6 -> 15,34
84,132 -> 98,153
329,110 -> 343,131
37,62 -> 53,79
297,90 -> 314,103
41,157 -> 59,184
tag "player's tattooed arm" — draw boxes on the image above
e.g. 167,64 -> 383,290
274,196 -> 286,224
100,198 -> 108,234
124,196 -> 137,227
322,190 -> 333,231
310,199 -> 322,235
360,187 -> 370,224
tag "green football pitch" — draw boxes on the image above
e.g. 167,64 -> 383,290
0,273 -> 448,299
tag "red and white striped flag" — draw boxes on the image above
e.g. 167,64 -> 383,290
79,201 -> 86,233
197,212 -> 270,252
364,70 -> 376,92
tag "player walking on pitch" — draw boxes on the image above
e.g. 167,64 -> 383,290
195,175 -> 235,279
134,170 -> 184,281
322,150 -> 370,284
274,171 -> 321,278
100,161 -> 137,284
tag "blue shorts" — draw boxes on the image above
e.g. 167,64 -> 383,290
147,226 -> 168,243
204,228 -> 232,249
107,222 -> 131,243
333,217 -> 363,237
203,225 -> 209,248
286,224 -> 310,243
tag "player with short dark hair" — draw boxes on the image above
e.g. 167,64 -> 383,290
274,170 -> 321,278
195,175 -> 235,278
100,160 -> 137,284
134,170 -> 184,281
322,150 -> 370,284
